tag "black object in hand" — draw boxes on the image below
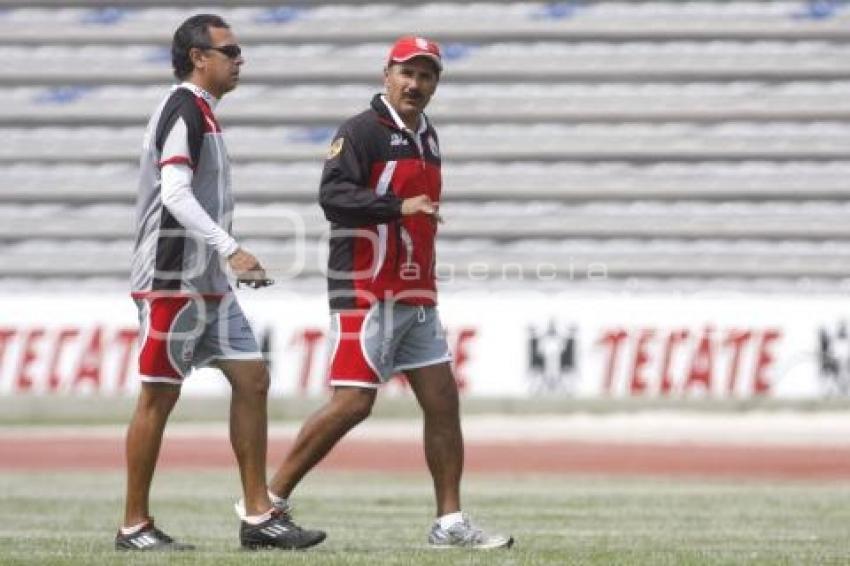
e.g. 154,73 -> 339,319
237,278 -> 275,289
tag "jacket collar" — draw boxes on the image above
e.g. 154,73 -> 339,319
179,81 -> 219,111
371,93 -> 428,135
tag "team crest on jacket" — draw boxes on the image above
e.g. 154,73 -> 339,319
427,136 -> 439,157
327,137 -> 344,159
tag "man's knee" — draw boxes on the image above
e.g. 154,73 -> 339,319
434,374 -> 459,402
222,360 -> 270,396
415,371 -> 460,418
247,365 -> 271,396
427,392 -> 459,420
332,388 -> 376,425
138,383 -> 181,415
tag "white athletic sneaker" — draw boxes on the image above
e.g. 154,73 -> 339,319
233,493 -> 292,519
428,514 -> 514,549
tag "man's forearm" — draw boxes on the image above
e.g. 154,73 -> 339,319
160,163 -> 239,256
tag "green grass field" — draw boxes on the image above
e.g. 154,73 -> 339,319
1,470 -> 849,565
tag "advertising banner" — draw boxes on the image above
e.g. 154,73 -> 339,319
0,291 -> 846,399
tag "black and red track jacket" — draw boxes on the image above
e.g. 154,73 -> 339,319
320,94 -> 442,311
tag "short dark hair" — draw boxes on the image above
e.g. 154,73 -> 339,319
171,14 -> 229,81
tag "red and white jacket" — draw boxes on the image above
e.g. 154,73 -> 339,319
320,94 -> 442,310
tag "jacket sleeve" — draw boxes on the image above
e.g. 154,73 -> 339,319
318,122 -> 403,227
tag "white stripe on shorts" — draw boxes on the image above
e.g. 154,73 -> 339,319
329,379 -> 380,390
358,304 -> 382,379
164,299 -> 193,379
140,375 -> 183,386
212,353 -> 265,361
394,354 -> 453,373
327,312 -> 341,370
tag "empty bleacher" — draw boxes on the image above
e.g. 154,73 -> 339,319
0,1 -> 849,291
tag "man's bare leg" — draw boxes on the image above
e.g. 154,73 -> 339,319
123,383 -> 181,527
269,387 -> 376,497
217,359 -> 273,516
405,363 -> 463,516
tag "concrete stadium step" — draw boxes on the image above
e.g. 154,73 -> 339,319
4,202 -> 850,242
0,3 -> 847,44
4,82 -> 850,127
2,41 -> 848,85
1,123 -> 848,164
5,237 -> 850,280
3,161 -> 849,204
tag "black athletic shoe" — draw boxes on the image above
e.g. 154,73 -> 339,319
115,520 -> 195,551
240,509 -> 326,550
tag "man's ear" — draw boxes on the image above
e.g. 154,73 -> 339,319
189,47 -> 206,72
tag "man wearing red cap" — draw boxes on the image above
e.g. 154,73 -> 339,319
253,35 -> 512,549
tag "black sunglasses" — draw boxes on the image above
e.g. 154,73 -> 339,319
199,44 -> 242,59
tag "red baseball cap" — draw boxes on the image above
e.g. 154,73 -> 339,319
387,35 -> 443,72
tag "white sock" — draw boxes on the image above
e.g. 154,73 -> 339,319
236,491 -> 288,519
242,508 -> 275,525
119,520 -> 148,536
438,511 -> 464,530
268,491 -> 287,507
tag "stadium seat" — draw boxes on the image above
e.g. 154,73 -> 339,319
3,81 -> 850,126
1,122 -> 847,162
2,41 -> 849,84
0,3 -> 847,43
0,1 -> 848,289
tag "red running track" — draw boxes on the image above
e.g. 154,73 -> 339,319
1,436 -> 849,479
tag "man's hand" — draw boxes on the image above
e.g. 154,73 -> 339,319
228,248 -> 273,288
401,195 -> 443,223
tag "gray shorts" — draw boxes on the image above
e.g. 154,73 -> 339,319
134,294 -> 263,386
327,303 -> 453,388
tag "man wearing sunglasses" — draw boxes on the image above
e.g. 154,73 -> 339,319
119,14 -> 325,552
